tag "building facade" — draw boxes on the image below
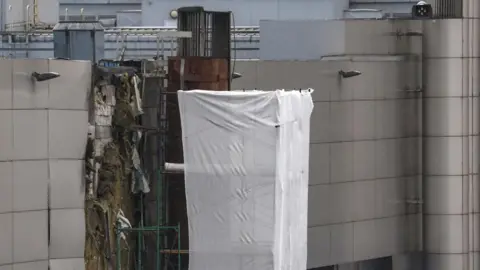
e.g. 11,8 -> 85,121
0,0 -> 474,270
1,0 -> 439,29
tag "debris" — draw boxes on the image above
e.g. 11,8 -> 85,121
130,75 -> 144,116
131,131 -> 150,194
116,209 -> 132,242
85,66 -> 142,270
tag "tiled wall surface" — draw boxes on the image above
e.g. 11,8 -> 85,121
0,59 -> 90,270
422,18 -> 480,270
232,58 -> 422,268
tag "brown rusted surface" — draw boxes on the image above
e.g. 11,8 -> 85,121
168,56 -> 229,90
166,57 -> 229,252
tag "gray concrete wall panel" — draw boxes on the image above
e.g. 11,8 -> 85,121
0,59 -> 90,270
142,0 -> 349,26
260,20 -> 422,60
232,57 -> 422,268
422,13 -> 480,270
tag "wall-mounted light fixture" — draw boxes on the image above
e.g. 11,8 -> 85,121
31,72 -> 61,82
232,72 -> 242,79
170,9 -> 178,19
338,70 -> 361,78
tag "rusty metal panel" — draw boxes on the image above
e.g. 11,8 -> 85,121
168,56 -> 229,90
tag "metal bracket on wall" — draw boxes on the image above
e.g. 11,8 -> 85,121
388,29 -> 423,40
406,199 -> 424,205
404,86 -> 423,93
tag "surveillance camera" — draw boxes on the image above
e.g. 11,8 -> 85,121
412,1 -> 432,18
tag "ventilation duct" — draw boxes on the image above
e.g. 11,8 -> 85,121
53,21 -> 105,62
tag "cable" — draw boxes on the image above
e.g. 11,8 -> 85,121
231,12 -> 236,86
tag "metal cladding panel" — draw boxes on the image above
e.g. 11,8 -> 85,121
53,30 -> 105,62
53,22 -> 105,62
430,0 -> 463,18
232,58 -> 422,268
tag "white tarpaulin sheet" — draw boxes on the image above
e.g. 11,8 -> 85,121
178,89 -> 314,270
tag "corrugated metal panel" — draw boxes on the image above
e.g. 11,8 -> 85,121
430,0 -> 462,18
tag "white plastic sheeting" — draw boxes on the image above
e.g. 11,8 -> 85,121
178,90 -> 314,270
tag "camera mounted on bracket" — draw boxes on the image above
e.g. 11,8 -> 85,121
412,1 -> 433,18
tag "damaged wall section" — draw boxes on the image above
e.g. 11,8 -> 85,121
84,65 -> 146,270
86,59 -> 184,270
0,59 -> 90,270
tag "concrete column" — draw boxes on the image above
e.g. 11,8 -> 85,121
422,1 -> 480,268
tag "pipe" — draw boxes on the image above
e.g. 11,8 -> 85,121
0,27 -> 260,35
156,170 -> 161,270
0,0 -> 4,31
25,5 -> 30,31
164,163 -> 184,173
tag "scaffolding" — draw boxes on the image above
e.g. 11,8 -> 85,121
107,62 -> 179,270
93,27 -> 192,270
92,7 -> 231,270
108,28 -> 192,61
